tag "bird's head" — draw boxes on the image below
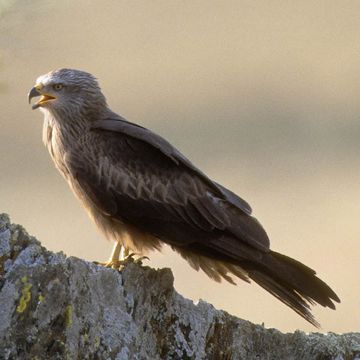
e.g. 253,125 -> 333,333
28,68 -> 107,119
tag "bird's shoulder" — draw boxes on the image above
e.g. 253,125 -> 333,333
90,115 -> 194,167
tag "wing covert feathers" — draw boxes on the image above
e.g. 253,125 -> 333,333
92,118 -> 253,214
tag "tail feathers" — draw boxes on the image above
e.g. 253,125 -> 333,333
269,252 -> 340,306
247,251 -> 340,327
176,242 -> 340,327
249,270 -> 320,327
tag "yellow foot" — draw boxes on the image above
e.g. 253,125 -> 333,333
93,259 -> 124,270
94,253 -> 149,270
125,253 -> 150,265
117,253 -> 150,266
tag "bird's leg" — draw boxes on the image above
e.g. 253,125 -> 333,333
94,241 -> 123,269
109,240 -> 123,267
95,241 -> 149,270
120,246 -> 130,261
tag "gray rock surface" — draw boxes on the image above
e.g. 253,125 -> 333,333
0,213 -> 359,360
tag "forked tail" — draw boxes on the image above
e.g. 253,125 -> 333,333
247,251 -> 340,327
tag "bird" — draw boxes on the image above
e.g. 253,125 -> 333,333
28,68 -> 339,327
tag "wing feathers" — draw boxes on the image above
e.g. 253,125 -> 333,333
189,197 -> 228,229
65,119 -> 339,326
92,118 -> 252,215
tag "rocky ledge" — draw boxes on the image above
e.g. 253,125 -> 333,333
0,213 -> 359,360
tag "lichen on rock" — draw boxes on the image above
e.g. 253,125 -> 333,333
0,213 -> 359,359
16,276 -> 32,313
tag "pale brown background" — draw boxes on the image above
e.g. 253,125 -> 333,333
1,1 -> 359,333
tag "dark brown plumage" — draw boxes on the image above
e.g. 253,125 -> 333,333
29,68 -> 340,327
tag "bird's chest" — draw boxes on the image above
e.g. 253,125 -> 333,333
43,122 -> 96,217
43,122 -> 72,180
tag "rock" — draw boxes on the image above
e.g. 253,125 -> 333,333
0,213 -> 359,360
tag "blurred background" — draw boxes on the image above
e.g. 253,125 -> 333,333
1,0 -> 359,333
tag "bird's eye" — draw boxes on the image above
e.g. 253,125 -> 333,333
53,83 -> 63,91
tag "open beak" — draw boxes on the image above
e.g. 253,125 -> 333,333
28,85 -> 56,110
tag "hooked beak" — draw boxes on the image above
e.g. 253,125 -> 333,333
28,85 -> 56,110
